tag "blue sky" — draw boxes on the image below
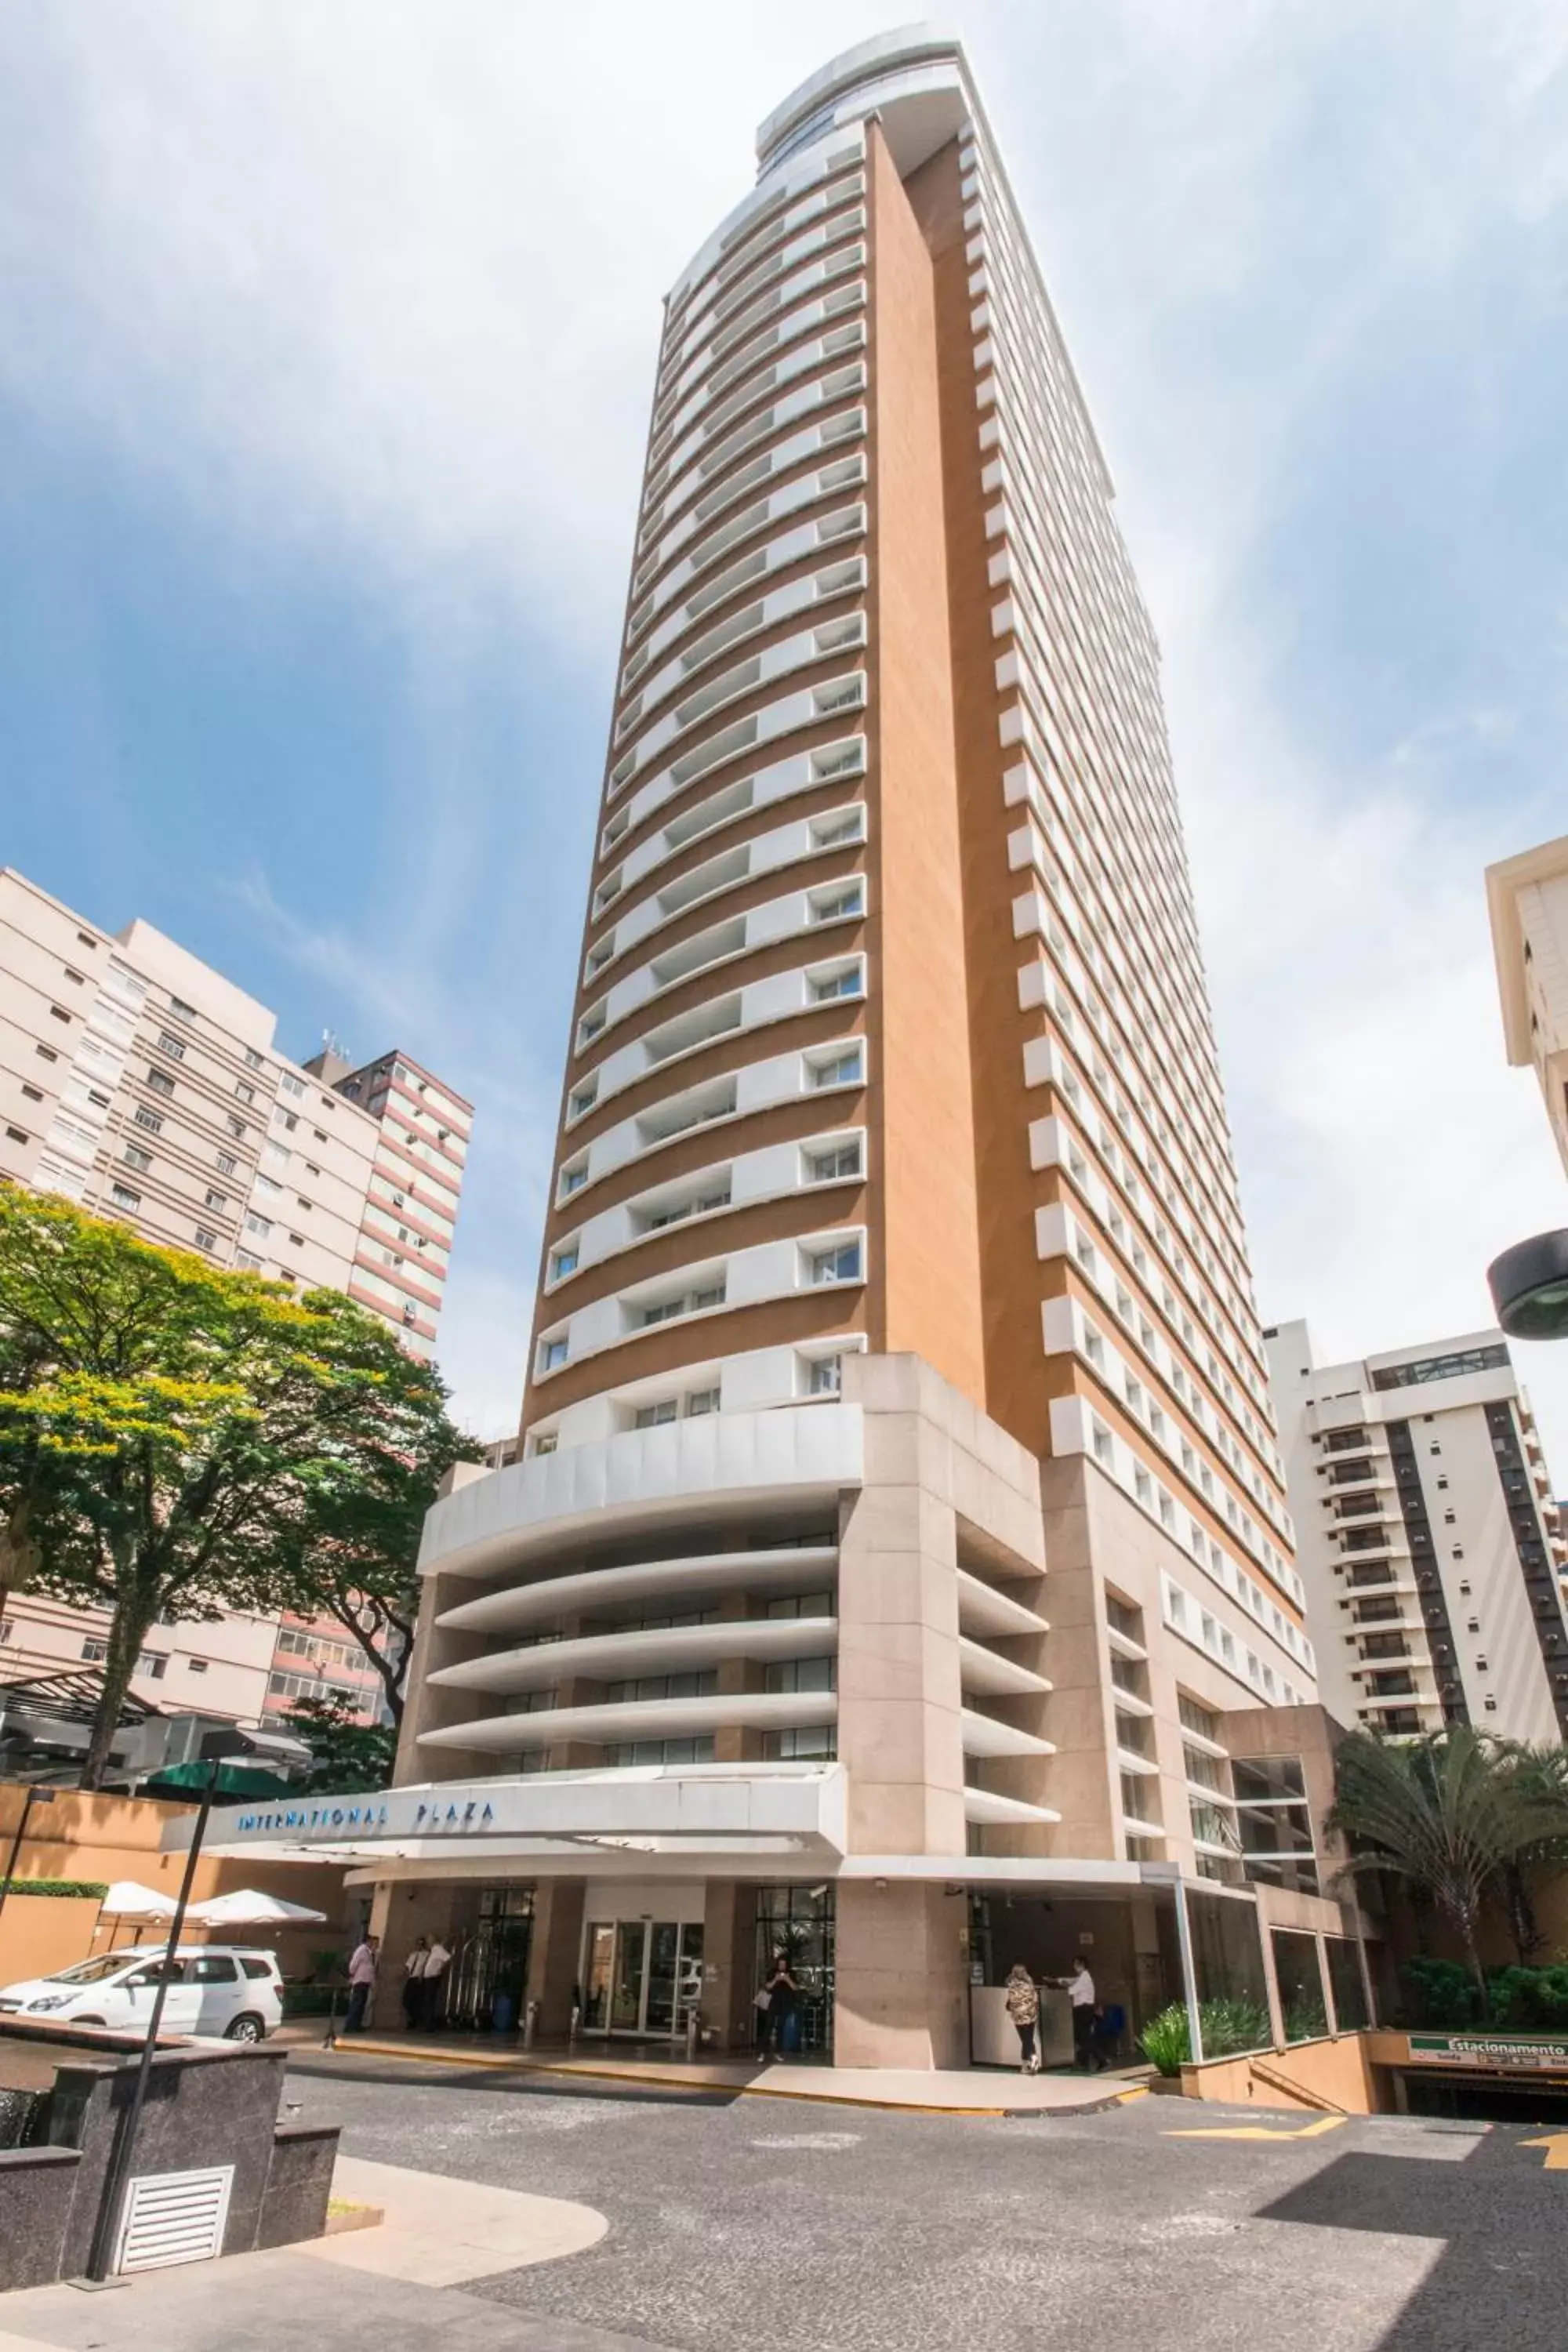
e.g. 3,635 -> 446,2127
2,2 -> 1566,1457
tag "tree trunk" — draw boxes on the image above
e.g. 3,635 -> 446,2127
80,1572 -> 160,1791
1461,1912 -> 1490,2021
1504,1861 -> 1542,1965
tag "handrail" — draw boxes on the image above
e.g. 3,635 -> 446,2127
1247,2057 -> 1348,2114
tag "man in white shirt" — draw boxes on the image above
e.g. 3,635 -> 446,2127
1065,1955 -> 1103,2072
419,1937 -> 452,2031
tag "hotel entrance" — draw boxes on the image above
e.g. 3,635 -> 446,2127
581,1918 -> 704,2037
578,1882 -> 706,2039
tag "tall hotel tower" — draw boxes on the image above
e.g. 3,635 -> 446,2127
210,34 -> 1373,2070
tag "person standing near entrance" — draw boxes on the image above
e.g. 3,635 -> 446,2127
419,1935 -> 452,2031
401,1936 -> 430,2031
753,1973 -> 773,2054
1065,1953 -> 1104,2071
345,1933 -> 378,2034
1004,1962 -> 1040,2074
765,1956 -> 800,2056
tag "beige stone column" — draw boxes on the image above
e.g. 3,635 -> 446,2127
701,1881 -> 758,2053
836,1356 -> 967,1855
366,1878 -> 461,2032
525,1879 -> 586,2036
833,1879 -> 970,2067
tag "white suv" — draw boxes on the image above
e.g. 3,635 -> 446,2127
0,1946 -> 284,2042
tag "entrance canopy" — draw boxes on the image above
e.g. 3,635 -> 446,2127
158,1763 -> 851,1881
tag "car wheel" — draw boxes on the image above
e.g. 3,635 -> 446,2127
224,2013 -> 265,2043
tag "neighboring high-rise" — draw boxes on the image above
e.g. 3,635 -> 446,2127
1487,831 -> 1568,1178
0,865 -> 470,1726
1266,1319 -> 1568,1744
211,35 -> 1377,2069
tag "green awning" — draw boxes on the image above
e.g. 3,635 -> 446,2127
143,1761 -> 293,1799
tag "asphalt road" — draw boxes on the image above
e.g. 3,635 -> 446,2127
279,2049 -> 1568,2352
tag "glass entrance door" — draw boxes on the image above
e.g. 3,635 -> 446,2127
611,1922 -> 648,2031
582,1919 -> 701,2037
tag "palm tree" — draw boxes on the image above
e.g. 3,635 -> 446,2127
1494,1742 -> 1568,1964
1326,1729 -> 1568,2013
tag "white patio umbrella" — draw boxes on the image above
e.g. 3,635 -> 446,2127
95,1880 -> 180,1949
97,1880 -> 179,1919
185,1888 -> 327,1927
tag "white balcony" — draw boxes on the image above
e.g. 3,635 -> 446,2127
426,1614 -> 837,1700
434,1544 -> 839,1640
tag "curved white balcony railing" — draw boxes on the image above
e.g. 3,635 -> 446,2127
418,1688 -> 838,1757
555,1040 -> 864,1207
547,1126 -> 864,1291
434,1543 -> 840,1640
619,564 -> 865,743
426,1613 -> 839,1700
418,1403 -> 864,1585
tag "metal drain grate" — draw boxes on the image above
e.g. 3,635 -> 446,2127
114,2163 -> 234,2272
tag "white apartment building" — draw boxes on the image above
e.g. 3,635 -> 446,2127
1487,831 -> 1568,1179
0,866 -> 470,1727
1266,1319 -> 1568,1744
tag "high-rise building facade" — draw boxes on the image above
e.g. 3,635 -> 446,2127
205,35 -> 1376,2068
1487,831 -> 1568,1180
1266,1319 -> 1568,1744
0,866 -> 470,1729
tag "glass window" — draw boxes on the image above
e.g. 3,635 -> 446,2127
1325,1938 -> 1370,2031
1271,1929 -> 1328,2044
1187,1886 -> 1272,2056
187,1954 -> 238,1983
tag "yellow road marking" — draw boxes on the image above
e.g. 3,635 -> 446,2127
1522,2131 -> 1568,2172
1167,2114 -> 1346,2143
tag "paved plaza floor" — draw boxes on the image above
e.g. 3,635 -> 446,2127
3,2044 -> 1566,2350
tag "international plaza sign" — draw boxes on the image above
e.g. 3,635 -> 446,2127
230,1794 -> 498,1842
1407,2032 -> 1568,2074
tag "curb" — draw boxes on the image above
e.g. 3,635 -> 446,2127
307,2038 -> 1151,2121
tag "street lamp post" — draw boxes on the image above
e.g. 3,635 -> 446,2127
0,1785 -> 56,1929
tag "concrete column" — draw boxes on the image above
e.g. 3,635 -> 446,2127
833,1878 -> 969,2068
701,1880 -> 758,2053
525,1879 -> 586,2036
367,1879 -> 460,2032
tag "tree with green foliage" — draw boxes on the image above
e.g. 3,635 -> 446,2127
281,1694 -> 397,1793
1327,1727 -> 1568,2011
0,1191 -> 474,1788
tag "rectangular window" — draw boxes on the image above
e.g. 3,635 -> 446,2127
540,1336 -> 568,1372
245,1212 -> 272,1240
810,965 -> 862,1003
244,1047 -> 263,1070
278,1071 -> 305,1098
811,1048 -> 862,1088
227,1115 -> 247,1139
808,1354 -> 843,1395
685,1387 -> 720,1416
194,1226 -> 217,1253
550,1246 -> 579,1283
634,1399 -> 678,1428
156,1031 -> 186,1060
146,1068 -> 174,1096
122,1144 -> 152,1171
110,1181 -> 142,1210
133,1105 -> 163,1134
808,1239 -> 862,1285
806,1140 -> 860,1183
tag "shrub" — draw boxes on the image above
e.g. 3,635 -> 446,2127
1138,1997 -> 1274,2073
1138,2005 -> 1189,2076
1403,1956 -> 1479,2028
1489,1965 -> 1568,2033
1199,1998 -> 1272,2056
0,1879 -> 109,1900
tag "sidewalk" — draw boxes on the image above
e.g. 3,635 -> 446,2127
0,2154 -> 637,2352
292,2026 -> 1151,2116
